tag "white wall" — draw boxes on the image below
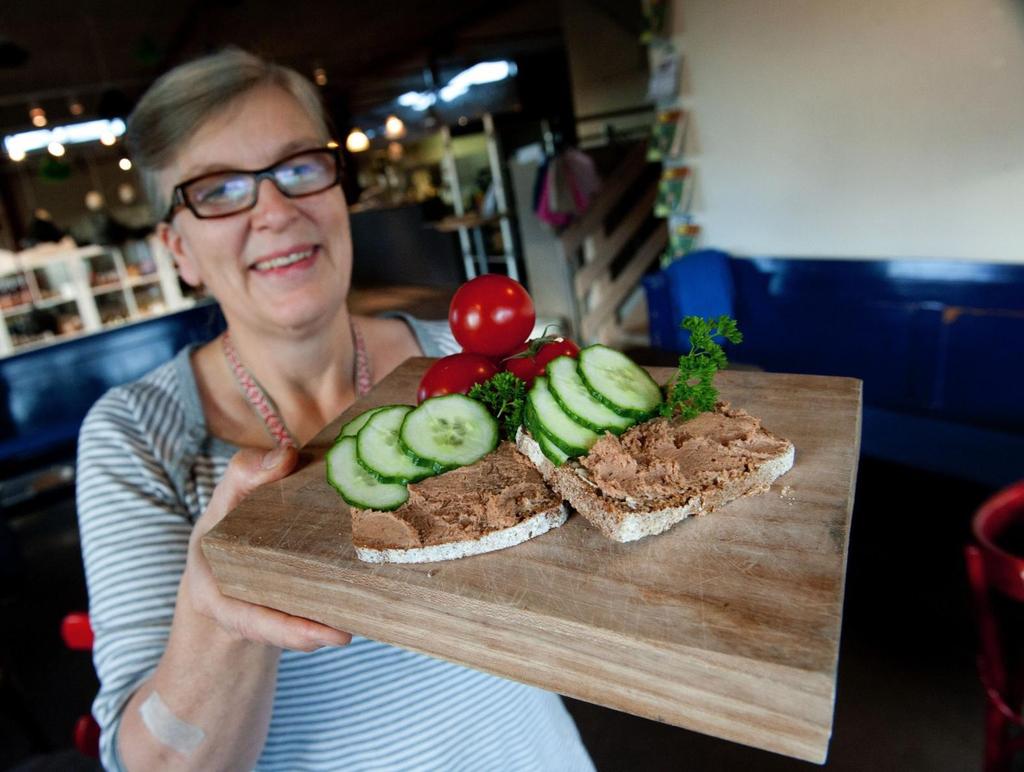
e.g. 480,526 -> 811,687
675,0 -> 1024,263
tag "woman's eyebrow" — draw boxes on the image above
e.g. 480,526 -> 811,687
180,138 -> 325,179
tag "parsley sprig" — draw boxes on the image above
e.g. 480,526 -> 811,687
661,315 -> 743,420
468,371 -> 527,441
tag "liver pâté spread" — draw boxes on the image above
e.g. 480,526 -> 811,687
351,442 -> 561,550
577,403 -> 793,508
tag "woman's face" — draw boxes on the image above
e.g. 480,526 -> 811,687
160,85 -> 351,337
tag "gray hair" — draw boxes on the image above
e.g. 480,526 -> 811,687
126,48 -> 332,219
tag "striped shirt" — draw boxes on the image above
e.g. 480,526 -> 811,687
76,316 -> 594,772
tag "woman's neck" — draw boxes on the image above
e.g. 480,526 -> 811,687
223,311 -> 358,443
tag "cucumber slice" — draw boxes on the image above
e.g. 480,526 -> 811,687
527,376 -> 599,457
546,356 -> 635,434
326,436 -> 409,511
356,405 -> 437,484
524,401 -> 570,465
337,406 -> 385,439
399,394 -> 499,468
577,344 -> 663,419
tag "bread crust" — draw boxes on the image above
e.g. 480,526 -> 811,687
516,430 -> 795,543
354,503 -> 569,563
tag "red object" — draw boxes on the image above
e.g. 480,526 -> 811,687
417,353 -> 499,403
503,336 -> 580,387
965,479 -> 1024,772
448,275 -> 536,357
61,611 -> 94,651
61,612 -> 100,759
73,714 -> 100,759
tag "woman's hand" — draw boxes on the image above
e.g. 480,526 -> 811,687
182,446 -> 352,651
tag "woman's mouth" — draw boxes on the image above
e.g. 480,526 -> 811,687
251,246 -> 318,273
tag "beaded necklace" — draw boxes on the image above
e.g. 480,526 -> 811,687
222,321 -> 373,448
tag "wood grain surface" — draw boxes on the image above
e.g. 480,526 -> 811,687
204,358 -> 862,764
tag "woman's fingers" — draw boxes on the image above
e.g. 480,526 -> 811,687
185,445 -> 353,652
186,557 -> 353,652
220,593 -> 352,652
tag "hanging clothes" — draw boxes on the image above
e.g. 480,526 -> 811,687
534,147 -> 602,230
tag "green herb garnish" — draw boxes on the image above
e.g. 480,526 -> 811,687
661,315 -> 743,420
468,371 -> 527,441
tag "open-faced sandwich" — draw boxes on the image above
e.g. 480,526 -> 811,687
515,345 -> 794,542
327,396 -> 568,564
326,277 -> 794,561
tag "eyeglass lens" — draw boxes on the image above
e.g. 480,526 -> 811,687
183,150 -> 338,217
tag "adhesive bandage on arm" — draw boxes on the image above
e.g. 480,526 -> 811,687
139,691 -> 206,756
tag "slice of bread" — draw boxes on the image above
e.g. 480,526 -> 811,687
354,503 -> 568,564
351,442 -> 568,563
516,407 -> 795,543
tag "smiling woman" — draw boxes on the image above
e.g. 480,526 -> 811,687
74,49 -> 594,772
158,85 -> 356,359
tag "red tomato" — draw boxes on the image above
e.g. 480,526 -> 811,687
417,353 -> 499,403
448,275 -> 536,357
502,337 -> 580,387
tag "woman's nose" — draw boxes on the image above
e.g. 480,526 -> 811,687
250,178 -> 300,229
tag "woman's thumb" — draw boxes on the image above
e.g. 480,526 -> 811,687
205,446 -> 298,526
259,445 -> 292,472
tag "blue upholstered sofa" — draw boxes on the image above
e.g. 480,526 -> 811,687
0,301 -> 225,480
645,251 -> 1024,488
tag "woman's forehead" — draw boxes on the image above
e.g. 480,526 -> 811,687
174,87 -> 322,178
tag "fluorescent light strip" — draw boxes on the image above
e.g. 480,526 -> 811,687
4,118 -> 126,157
397,60 -> 517,111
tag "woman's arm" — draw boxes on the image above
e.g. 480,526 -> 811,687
116,447 -> 349,771
78,395 -> 349,772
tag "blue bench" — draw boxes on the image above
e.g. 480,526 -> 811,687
646,251 -> 1024,488
1,301 -> 225,479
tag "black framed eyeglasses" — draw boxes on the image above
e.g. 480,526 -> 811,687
164,147 -> 342,221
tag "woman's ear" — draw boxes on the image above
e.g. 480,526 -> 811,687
157,221 -> 202,287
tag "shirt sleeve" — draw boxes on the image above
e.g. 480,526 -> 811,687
382,312 -> 461,357
75,385 -> 194,771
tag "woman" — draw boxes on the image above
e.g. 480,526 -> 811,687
77,49 -> 593,771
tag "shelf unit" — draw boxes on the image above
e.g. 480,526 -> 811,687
438,113 -> 520,281
0,239 -> 189,358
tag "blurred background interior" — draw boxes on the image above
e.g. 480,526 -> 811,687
1,0 -> 1023,770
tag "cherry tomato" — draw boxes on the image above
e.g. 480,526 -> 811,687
502,336 -> 580,387
448,275 -> 536,357
417,353 -> 499,403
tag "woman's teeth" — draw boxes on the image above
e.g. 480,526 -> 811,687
253,248 -> 314,271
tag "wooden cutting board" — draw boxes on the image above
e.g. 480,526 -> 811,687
203,358 -> 861,764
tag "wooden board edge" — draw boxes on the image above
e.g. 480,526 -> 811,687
203,538 -> 835,763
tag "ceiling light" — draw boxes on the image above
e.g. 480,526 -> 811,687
3,118 -> 126,159
345,128 -> 369,153
118,157 -> 132,171
68,98 -> 85,117
84,190 -> 104,211
47,141 -> 65,157
440,60 -> 516,103
397,91 -> 436,112
384,115 -> 406,139
313,67 -> 328,87
8,148 -> 25,162
30,106 -> 47,128
394,61 -> 517,113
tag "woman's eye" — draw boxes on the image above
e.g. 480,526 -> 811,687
196,177 -> 249,203
282,163 -> 319,180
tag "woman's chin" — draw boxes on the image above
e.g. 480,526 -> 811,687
262,300 -> 335,333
